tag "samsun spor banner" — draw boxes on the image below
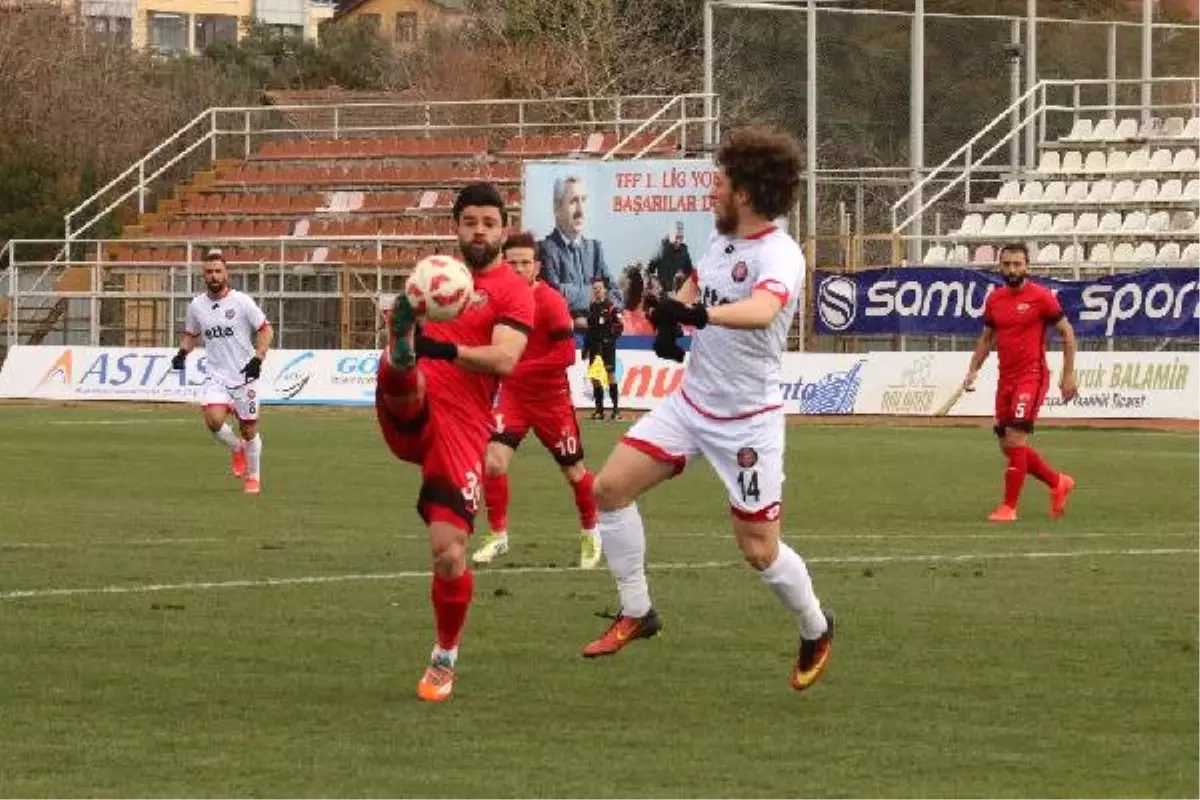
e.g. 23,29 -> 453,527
814,267 -> 1200,338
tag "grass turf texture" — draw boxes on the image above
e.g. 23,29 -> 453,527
0,404 -> 1196,798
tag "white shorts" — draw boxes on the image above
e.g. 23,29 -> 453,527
201,380 -> 261,422
623,392 -> 785,521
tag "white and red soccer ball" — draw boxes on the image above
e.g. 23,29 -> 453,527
405,255 -> 474,321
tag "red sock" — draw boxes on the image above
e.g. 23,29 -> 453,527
482,472 -> 509,532
1002,446 -> 1029,508
571,470 -> 598,530
1024,446 -> 1060,487
377,358 -> 423,422
431,570 -> 473,650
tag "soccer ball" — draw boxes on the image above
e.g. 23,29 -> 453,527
406,255 -> 474,321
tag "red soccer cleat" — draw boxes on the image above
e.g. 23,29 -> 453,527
1050,473 -> 1075,520
231,448 -> 247,479
582,609 -> 661,658
243,477 -> 261,495
988,504 -> 1018,522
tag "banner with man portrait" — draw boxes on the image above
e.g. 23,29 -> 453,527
521,158 -> 716,332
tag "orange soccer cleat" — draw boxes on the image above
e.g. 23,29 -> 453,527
791,612 -> 835,692
417,659 -> 455,702
988,504 -> 1018,522
1050,473 -> 1075,520
231,448 -> 247,479
243,477 -> 261,495
582,609 -> 661,658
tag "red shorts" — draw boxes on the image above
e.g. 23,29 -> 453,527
375,366 -> 489,534
491,387 -> 583,466
994,370 -> 1050,433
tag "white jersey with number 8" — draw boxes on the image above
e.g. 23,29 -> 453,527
185,289 -> 268,389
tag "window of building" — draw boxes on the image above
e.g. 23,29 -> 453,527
269,23 -> 304,39
147,12 -> 187,54
86,15 -> 133,46
194,14 -> 238,51
395,11 -> 417,44
360,13 -> 381,29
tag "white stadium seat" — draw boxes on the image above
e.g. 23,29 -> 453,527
1171,210 -> 1198,232
1149,148 -> 1174,171
923,245 -> 948,264
1060,150 -> 1084,173
1061,244 -> 1085,264
1075,212 -> 1099,234
1125,149 -> 1150,172
990,181 -> 1020,203
1037,244 -> 1061,264
1114,118 -> 1139,139
1065,181 -> 1090,202
957,213 -> 983,235
1063,118 -> 1092,141
948,245 -> 969,264
1018,181 -> 1043,203
1146,210 -> 1171,232
1005,213 -> 1030,236
1163,117 -> 1185,138
1182,242 -> 1200,263
1092,118 -> 1117,141
1098,211 -> 1123,233
1028,213 -> 1053,235
1037,151 -> 1061,173
1185,179 -> 1200,201
1084,150 -> 1108,174
1172,148 -> 1196,172
1157,242 -> 1182,263
972,245 -> 995,264
1133,242 -> 1158,264
1183,117 -> 1200,140
1134,179 -> 1159,202
1089,243 -> 1113,265
1121,211 -> 1147,234
1139,117 -> 1161,139
1042,181 -> 1067,203
1159,178 -> 1183,201
1106,151 -> 1129,173
982,213 -> 1007,236
1052,212 -> 1076,233
1111,179 -> 1137,203
1112,242 -> 1137,264
1086,180 -> 1113,203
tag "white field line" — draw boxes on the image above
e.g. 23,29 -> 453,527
45,419 -> 193,426
1,530 -> 1195,551
1,547 -> 1195,601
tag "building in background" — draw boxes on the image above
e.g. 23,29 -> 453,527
330,0 -> 464,48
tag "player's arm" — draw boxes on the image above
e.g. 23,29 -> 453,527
172,306 -> 201,370
454,323 -> 529,376
675,272 -> 699,304
1054,314 -> 1078,401
656,284 -> 785,332
524,298 -> 578,372
241,303 -> 273,380
963,322 -> 995,391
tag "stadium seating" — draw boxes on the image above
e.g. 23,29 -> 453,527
930,113 -> 1200,269
110,130 -> 678,269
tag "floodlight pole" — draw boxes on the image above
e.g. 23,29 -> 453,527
806,0 -> 817,253
908,0 -> 924,264
1024,0 -> 1037,171
1141,0 -> 1153,123
703,0 -> 715,149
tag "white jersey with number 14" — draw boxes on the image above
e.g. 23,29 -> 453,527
185,289 -> 268,388
680,226 -> 805,419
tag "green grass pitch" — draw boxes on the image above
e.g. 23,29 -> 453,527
0,404 -> 1196,797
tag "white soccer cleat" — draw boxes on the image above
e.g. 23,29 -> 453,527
472,533 -> 509,564
579,530 -> 602,570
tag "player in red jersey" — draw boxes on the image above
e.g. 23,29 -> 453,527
375,182 -> 535,702
472,232 -> 601,569
962,243 -> 1078,523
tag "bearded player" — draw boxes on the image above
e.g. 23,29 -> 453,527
472,232 -> 601,569
172,249 -> 272,494
376,183 -> 534,702
963,243 -> 1077,522
579,126 -> 833,693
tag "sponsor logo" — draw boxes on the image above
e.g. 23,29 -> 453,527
224,308 -> 236,320
736,447 -> 758,469
880,354 -> 938,414
816,276 -> 857,331
781,360 -> 866,414
1078,280 -> 1200,337
37,350 -> 73,390
731,262 -> 748,283
274,351 -> 316,400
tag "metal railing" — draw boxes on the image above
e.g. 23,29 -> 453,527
892,76 -> 1200,238
64,93 -> 719,245
602,94 -> 719,160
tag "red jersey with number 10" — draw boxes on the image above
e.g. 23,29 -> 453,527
983,280 -> 1064,378
504,279 -> 576,401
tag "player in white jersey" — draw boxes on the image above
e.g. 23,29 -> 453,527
171,250 -> 273,494
580,127 -> 834,691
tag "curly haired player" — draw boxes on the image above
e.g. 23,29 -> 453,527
579,126 -> 833,692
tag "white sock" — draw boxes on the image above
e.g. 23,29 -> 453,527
432,645 -> 458,666
759,542 -> 827,640
599,504 -> 651,617
244,434 -> 262,479
213,424 -> 241,451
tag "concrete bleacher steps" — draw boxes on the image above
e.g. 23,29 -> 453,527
926,113 -> 1200,268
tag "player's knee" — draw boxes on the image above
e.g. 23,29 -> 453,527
562,463 -> 587,484
592,473 -> 628,513
430,537 -> 467,578
736,532 -> 777,571
485,452 -> 508,477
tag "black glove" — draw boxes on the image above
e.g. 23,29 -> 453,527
414,328 -> 458,361
653,326 -> 686,363
652,296 -> 709,330
241,355 -> 262,381
171,348 -> 188,371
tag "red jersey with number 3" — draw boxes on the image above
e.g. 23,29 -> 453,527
422,262 -> 535,418
983,281 -> 1063,378
505,279 -> 576,400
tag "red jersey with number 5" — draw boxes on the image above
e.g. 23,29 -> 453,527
505,279 -> 576,401
983,281 -> 1063,378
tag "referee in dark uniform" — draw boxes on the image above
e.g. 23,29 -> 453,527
581,277 -> 623,420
